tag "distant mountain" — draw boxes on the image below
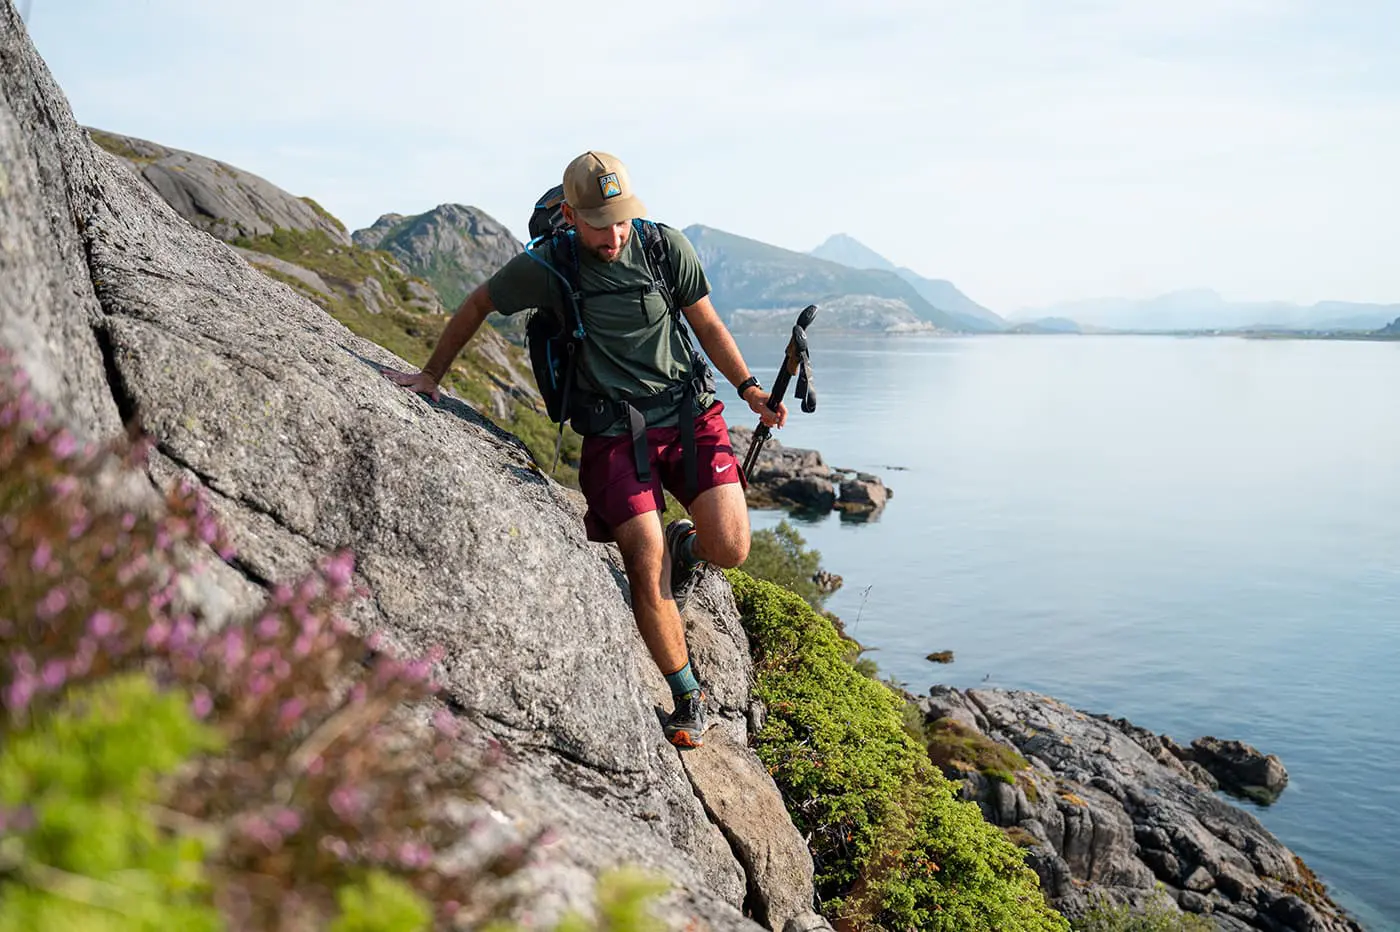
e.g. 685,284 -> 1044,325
684,225 -> 970,333
808,233 -> 898,272
1020,289 -> 1400,333
808,234 -> 1005,332
1380,316 -> 1400,336
1009,317 -> 1082,335
353,205 -> 521,311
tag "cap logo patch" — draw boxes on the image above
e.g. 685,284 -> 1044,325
598,173 -> 622,199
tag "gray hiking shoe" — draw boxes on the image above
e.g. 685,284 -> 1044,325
663,690 -> 708,749
665,518 -> 705,611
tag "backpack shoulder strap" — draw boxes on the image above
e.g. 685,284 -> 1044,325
547,231 -> 585,337
635,219 -> 680,315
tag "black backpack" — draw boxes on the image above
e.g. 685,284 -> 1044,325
522,184 -> 713,491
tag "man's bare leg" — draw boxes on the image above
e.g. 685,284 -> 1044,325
612,510 -> 689,675
686,482 -> 750,569
613,509 -> 710,747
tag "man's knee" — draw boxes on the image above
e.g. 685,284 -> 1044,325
700,530 -> 748,569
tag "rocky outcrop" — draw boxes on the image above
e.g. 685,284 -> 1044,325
353,204 -> 522,311
87,128 -> 351,246
920,687 -> 1361,932
728,426 -> 891,517
0,9 -> 824,928
1185,737 -> 1290,806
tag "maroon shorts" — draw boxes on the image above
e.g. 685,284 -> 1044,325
579,401 -> 741,542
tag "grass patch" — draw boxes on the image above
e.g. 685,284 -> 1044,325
924,717 -> 1031,783
728,571 -> 1067,931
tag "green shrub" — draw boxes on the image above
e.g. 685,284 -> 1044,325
924,717 -> 1031,783
1073,889 -> 1215,931
727,570 -> 1067,931
0,675 -> 223,931
742,520 -> 834,609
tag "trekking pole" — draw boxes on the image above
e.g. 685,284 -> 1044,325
740,305 -> 818,487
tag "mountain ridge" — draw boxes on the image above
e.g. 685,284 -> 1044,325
808,233 -> 1006,331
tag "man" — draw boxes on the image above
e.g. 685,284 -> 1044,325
385,151 -> 786,748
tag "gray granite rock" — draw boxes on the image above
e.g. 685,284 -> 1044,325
921,686 -> 1363,931
88,128 -> 351,246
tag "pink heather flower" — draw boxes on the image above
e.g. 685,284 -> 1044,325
191,689 -> 213,719
29,540 -> 53,574
366,632 -> 383,651
250,647 -> 277,672
323,551 -> 354,588
398,841 -> 432,869
39,660 -> 66,691
145,619 -> 171,649
248,674 -> 272,697
120,511 -> 137,531
271,808 -> 302,836
329,785 -> 366,821
320,836 -> 351,860
278,698 -> 306,728
49,431 -> 77,459
222,630 -> 247,667
67,515 -> 91,540
272,583 -> 293,605
432,708 -> 460,738
87,610 -> 116,638
255,615 -> 281,640
5,678 -> 35,715
36,587 -> 69,620
307,756 -> 324,776
273,659 -> 291,680
292,633 -> 314,658
49,475 -> 79,498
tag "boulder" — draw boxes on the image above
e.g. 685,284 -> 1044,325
1187,736 -> 1290,805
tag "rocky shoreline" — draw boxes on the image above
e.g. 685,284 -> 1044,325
729,425 -> 891,517
915,686 -> 1361,931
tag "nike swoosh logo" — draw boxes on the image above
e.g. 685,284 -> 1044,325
715,463 -> 734,473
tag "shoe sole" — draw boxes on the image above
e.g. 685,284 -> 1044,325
667,730 -> 703,749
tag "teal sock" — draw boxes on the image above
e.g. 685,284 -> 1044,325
681,531 -> 700,567
664,661 -> 701,698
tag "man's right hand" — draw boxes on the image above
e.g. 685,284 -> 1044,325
381,367 -> 440,402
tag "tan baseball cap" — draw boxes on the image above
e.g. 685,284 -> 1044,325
562,151 -> 647,228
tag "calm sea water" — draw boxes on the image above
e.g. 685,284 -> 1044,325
733,333 -> 1400,930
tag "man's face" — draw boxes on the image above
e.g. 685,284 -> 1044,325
562,205 -> 631,262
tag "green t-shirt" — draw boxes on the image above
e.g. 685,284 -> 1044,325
487,223 -> 714,433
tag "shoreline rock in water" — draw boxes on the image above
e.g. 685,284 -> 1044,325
919,686 -> 1360,932
728,425 -> 891,517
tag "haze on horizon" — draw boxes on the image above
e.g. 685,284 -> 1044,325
22,0 -> 1400,313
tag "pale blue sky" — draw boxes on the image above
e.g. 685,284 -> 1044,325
22,1 -> 1400,311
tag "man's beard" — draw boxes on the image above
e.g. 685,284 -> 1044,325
582,236 -> 628,263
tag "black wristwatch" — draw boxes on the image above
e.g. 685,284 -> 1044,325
736,376 -> 761,400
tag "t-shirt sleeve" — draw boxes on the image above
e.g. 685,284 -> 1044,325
662,226 -> 712,308
486,250 -> 554,317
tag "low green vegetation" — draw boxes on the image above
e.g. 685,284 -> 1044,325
743,519 -> 834,610
727,571 -> 1067,931
1072,890 -> 1215,931
924,717 -> 1032,786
